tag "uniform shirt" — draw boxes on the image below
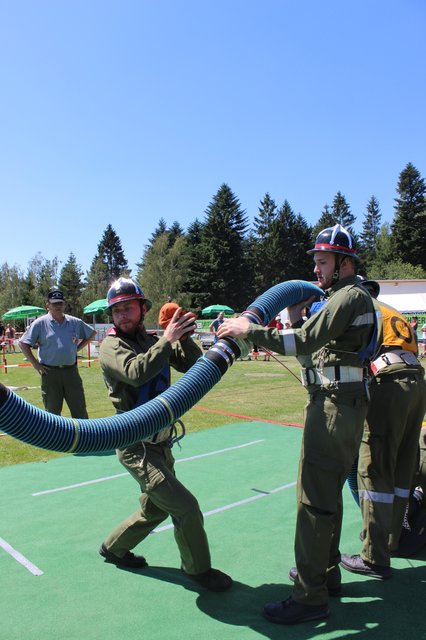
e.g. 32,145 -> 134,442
20,313 -> 95,366
371,300 -> 423,376
99,326 -> 202,448
247,275 -> 376,371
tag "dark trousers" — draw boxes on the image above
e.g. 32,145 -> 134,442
104,443 -> 211,575
358,372 -> 426,564
41,366 -> 88,418
293,386 -> 367,605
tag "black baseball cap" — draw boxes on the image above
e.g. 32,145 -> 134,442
47,288 -> 65,303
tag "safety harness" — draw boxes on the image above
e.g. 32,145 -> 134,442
301,284 -> 380,387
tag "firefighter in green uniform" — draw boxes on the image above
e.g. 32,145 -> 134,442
341,278 -> 426,575
98,278 -> 232,592
218,224 -> 377,625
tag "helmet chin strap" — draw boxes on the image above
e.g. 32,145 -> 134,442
138,301 -> 146,325
331,254 -> 342,285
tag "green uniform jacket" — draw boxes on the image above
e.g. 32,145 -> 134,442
100,326 -> 202,448
247,275 -> 376,372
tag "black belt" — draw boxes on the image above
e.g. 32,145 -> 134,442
43,363 -> 77,369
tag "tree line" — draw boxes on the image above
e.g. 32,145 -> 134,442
1,162 -> 425,327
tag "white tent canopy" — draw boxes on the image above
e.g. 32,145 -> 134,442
376,280 -> 426,314
378,292 -> 426,314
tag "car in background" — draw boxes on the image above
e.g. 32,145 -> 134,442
196,331 -> 215,350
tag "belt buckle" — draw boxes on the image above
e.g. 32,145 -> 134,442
305,368 -> 317,385
381,354 -> 392,366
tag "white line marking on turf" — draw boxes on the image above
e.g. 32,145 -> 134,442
0,537 -> 44,576
32,440 -> 265,496
152,481 -> 297,533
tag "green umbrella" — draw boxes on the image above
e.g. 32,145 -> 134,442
201,304 -> 234,318
2,305 -> 46,321
83,299 -> 109,315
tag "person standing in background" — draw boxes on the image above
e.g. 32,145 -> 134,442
5,324 -> 16,352
209,311 -> 225,343
19,288 -> 96,418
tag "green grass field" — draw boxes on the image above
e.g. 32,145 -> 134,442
0,348 -> 307,467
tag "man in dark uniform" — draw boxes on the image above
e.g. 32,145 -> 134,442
98,278 -> 232,591
341,279 -> 426,576
218,224 -> 376,624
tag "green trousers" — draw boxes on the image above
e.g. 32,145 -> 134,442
293,385 -> 367,606
358,372 -> 426,564
415,427 -> 426,493
41,365 -> 88,418
103,442 -> 211,575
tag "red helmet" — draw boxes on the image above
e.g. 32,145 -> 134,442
107,278 -> 152,311
308,224 -> 359,260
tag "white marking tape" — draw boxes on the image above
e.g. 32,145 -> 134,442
0,537 -> 44,576
32,440 -> 264,496
153,481 -> 297,533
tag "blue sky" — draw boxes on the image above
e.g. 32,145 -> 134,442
1,0 -> 425,277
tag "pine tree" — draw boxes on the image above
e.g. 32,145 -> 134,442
0,263 -> 26,315
359,196 -> 382,268
392,162 -> 426,269
197,184 -> 250,310
137,233 -> 191,325
82,256 -> 109,307
183,219 -> 206,310
312,204 -> 335,238
59,253 -> 84,316
168,221 -> 184,247
95,224 -> 129,281
20,269 -> 38,306
331,191 -> 356,232
24,253 -> 59,306
367,223 -> 395,277
149,218 -> 168,244
274,202 -> 313,282
252,193 -> 280,294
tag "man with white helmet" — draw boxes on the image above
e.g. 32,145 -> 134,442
218,224 -> 377,624
98,277 -> 232,591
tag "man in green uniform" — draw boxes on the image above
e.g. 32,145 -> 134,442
218,224 -> 376,624
341,279 -> 426,576
98,278 -> 232,592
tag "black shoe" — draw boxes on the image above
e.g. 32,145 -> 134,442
263,596 -> 329,625
288,566 -> 342,597
394,509 -> 426,558
340,554 -> 391,579
99,543 -> 148,568
183,568 -> 233,592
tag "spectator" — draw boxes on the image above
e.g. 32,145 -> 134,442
19,288 -> 96,418
5,324 -> 16,353
209,311 -> 225,344
421,322 -> 426,357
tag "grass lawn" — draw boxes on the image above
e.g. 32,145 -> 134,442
0,348 -> 307,467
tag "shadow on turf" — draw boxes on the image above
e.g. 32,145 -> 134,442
113,562 -> 426,640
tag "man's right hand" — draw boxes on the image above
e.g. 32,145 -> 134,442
163,309 -> 197,343
217,317 -> 250,340
34,362 -> 48,376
